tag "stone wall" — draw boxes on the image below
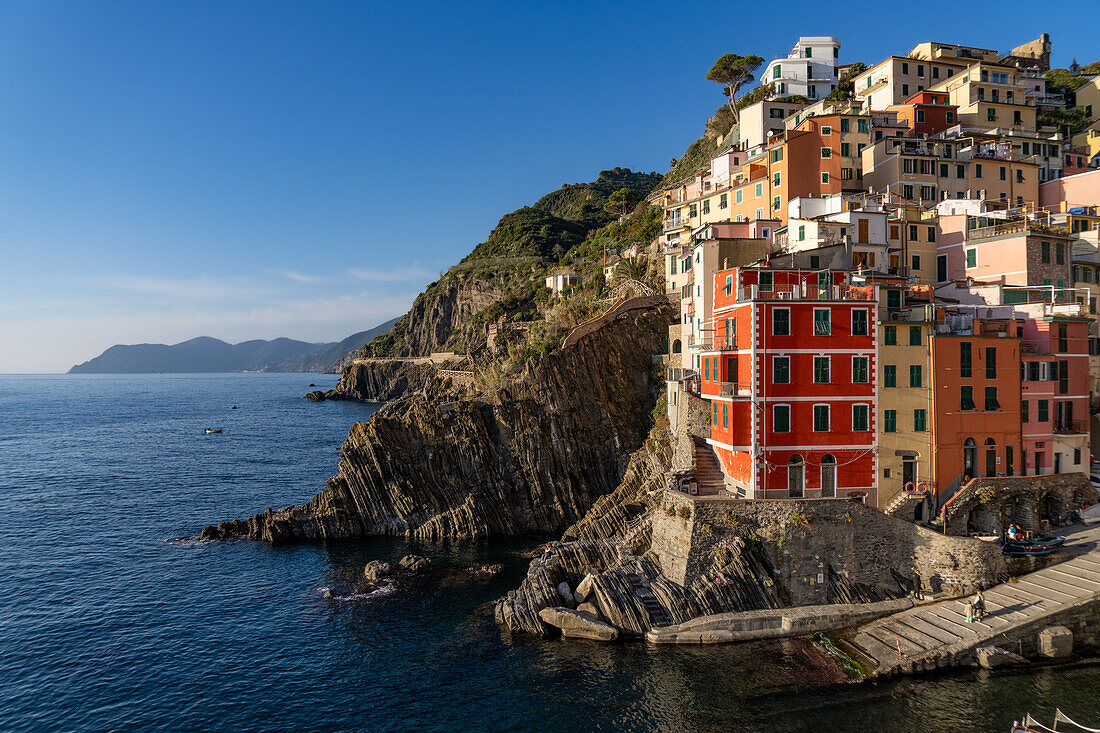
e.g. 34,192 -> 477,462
942,473 -> 1096,537
652,492 -> 1006,602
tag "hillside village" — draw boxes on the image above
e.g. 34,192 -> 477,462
568,33 -> 1100,537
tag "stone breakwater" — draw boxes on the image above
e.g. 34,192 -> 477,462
496,491 -> 1006,640
200,306 -> 673,544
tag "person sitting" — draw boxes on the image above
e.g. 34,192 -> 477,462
1007,524 -> 1020,541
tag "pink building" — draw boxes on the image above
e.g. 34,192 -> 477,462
1040,168 -> 1100,210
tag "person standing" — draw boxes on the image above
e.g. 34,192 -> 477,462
973,591 -> 985,621
964,598 -> 974,623
912,568 -> 924,600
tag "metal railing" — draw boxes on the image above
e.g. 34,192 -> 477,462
1054,420 -> 1086,435
667,368 -> 698,382
719,382 -> 747,397
663,218 -> 685,231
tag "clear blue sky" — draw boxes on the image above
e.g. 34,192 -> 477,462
1,0 -> 1094,372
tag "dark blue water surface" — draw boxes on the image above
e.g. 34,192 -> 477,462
2,373 -> 1099,732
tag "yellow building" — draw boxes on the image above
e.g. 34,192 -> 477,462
927,62 -> 1037,131
877,295 -> 936,520
1075,76 -> 1100,123
852,55 -> 969,110
1071,121 -> 1100,165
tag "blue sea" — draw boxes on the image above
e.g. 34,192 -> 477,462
1,373 -> 1099,732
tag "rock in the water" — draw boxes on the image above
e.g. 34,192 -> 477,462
577,601 -> 601,618
538,607 -> 618,642
363,560 -> 393,581
467,563 -> 504,577
319,587 -> 334,599
576,573 -> 596,602
557,581 -> 575,608
304,390 -> 326,402
976,645 -> 1028,669
398,554 -> 432,573
309,383 -> 316,387
1038,625 -> 1073,658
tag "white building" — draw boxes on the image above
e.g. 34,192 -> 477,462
760,36 -> 842,101
545,269 -> 580,297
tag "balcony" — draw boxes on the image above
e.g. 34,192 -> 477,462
1021,341 -> 1043,355
719,382 -> 750,397
736,283 -> 879,301
1054,420 -> 1087,435
664,218 -> 686,232
702,334 -> 737,350
667,368 -> 699,382
881,306 -> 933,323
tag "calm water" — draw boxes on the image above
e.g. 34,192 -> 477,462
1,373 -> 1098,732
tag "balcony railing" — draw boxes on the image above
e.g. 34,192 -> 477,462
667,368 -> 698,382
1054,420 -> 1086,435
719,382 -> 748,397
1021,341 -> 1042,355
663,218 -> 685,231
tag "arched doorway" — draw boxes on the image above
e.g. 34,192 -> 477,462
967,503 -> 998,535
963,438 -> 976,479
820,455 -> 836,498
985,438 -> 997,477
788,455 -> 804,498
1039,493 -> 1064,527
672,339 -> 682,354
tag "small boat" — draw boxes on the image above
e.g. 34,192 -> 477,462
1013,708 -> 1100,731
203,428 -> 222,434
1005,535 -> 1065,550
1082,504 -> 1100,525
1003,545 -> 1058,558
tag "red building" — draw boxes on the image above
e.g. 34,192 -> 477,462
888,91 -> 958,137
700,267 -> 878,500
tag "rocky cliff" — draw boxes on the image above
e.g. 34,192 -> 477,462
201,303 -> 672,543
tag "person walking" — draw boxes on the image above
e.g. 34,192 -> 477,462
973,591 -> 985,621
964,598 -> 974,623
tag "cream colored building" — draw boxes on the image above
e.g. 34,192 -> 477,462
926,62 -> 1037,131
737,98 -> 807,151
852,55 -> 969,110
1075,76 -> 1100,123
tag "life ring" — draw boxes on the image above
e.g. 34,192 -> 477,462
903,481 -> 916,494
916,481 -> 929,496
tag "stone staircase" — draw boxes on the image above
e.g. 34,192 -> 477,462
637,588 -> 672,627
693,439 -> 725,496
839,524 -> 1100,676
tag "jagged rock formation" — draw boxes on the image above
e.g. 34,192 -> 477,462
200,304 -> 672,544
323,360 -> 438,403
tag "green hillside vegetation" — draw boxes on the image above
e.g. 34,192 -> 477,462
464,167 -> 661,261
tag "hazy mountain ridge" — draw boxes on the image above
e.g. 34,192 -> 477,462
68,318 -> 398,374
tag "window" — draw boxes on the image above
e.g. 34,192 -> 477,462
821,147 -> 832,159
852,356 -> 869,383
755,182 -> 763,198
975,163 -> 982,178
884,365 -> 897,387
946,110 -> 954,124
773,308 -> 790,336
735,189 -> 743,204
1038,400 -> 1049,422
910,364 -> 922,387
857,118 -> 867,133
918,110 -> 926,123
798,225 -> 806,241
1041,241 -> 1050,263
719,193 -> 728,209
772,195 -> 781,211
956,164 -> 965,179
985,386 -> 999,410
712,403 -> 719,426
773,172 -> 781,187
960,342 -> 972,377
821,172 -> 830,184
1075,448 -> 1082,465
902,83 -> 909,96
884,326 -> 897,345
773,404 -> 791,432
912,254 -> 921,271
909,326 -> 921,346
840,118 -> 849,132
852,309 -> 868,335
773,65 -> 781,79
704,357 -> 710,382
914,409 -> 927,432
939,163 -> 948,178
1022,400 -> 1029,423
840,142 -> 850,157
985,346 -> 996,378
987,108 -> 996,122
1000,166 -> 1007,181
702,199 -> 710,214
813,356 -> 830,383
917,64 -> 924,77
961,385 -> 974,410
1056,242 -> 1065,265
902,62 -> 909,75
813,405 -> 830,432
908,224 -> 918,240
814,308 -> 831,335
1058,324 -> 1068,352
821,126 -> 832,135
884,409 -> 897,433
965,248 -> 977,268
809,255 -> 820,268
852,404 -> 869,431
773,356 -> 790,384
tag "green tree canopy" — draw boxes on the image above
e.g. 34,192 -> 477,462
706,53 -> 765,127
604,188 -> 643,218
